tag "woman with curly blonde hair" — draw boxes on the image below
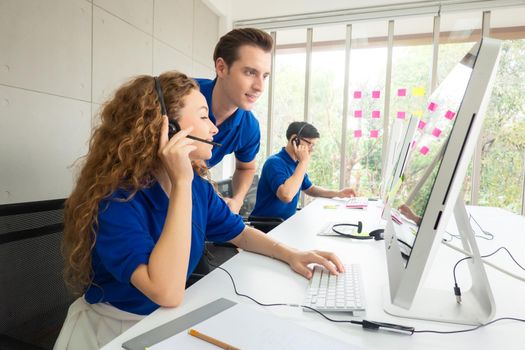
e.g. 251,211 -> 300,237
54,71 -> 344,350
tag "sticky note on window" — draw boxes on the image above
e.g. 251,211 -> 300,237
418,120 -> 426,129
413,110 -> 423,117
428,102 -> 438,112
420,146 -> 429,155
354,130 -> 362,138
370,129 -> 379,138
372,110 -> 381,118
397,88 -> 407,97
397,111 -> 406,119
354,91 -> 362,99
445,110 -> 456,120
372,90 -> 381,99
354,110 -> 363,118
412,87 -> 426,97
432,127 -> 442,137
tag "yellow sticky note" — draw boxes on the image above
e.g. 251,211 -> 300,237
412,87 -> 426,97
412,109 -> 424,117
323,204 -> 338,209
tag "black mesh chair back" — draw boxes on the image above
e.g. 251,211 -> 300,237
0,199 -> 75,350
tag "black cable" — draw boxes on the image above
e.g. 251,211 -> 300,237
453,246 -> 525,285
206,261 -> 416,333
414,317 -> 525,334
195,222 -> 524,335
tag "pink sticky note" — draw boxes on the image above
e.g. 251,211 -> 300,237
397,88 -> 407,97
420,146 -> 429,155
445,110 -> 456,120
428,102 -> 438,112
354,110 -> 363,118
372,110 -> 381,118
370,130 -> 379,138
354,91 -> 362,99
432,127 -> 442,137
397,111 -> 406,119
372,90 -> 380,99
418,120 -> 426,130
354,130 -> 362,138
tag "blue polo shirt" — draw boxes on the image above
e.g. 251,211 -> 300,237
251,148 -> 313,220
84,173 -> 245,315
194,78 -> 260,167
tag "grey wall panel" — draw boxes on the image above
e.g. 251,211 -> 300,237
192,61 -> 215,79
1,1 -> 221,203
92,7 -> 153,104
153,39 -> 193,76
0,86 -> 91,204
155,0 -> 194,57
0,0 -> 91,101
193,0 -> 218,69
94,0 -> 153,34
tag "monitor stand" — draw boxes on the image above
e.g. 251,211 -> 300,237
383,197 -> 496,325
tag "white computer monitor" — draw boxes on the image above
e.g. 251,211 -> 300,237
383,37 -> 502,325
381,115 -> 418,211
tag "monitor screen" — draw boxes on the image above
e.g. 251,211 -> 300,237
388,47 -> 477,259
383,37 -> 501,324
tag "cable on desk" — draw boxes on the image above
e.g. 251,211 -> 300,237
445,213 -> 494,242
197,224 -> 525,335
413,317 -> 525,334
206,260 -> 415,335
453,246 -> 525,303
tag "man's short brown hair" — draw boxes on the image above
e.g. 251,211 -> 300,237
213,28 -> 273,67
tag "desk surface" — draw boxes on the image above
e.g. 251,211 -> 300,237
103,198 -> 525,350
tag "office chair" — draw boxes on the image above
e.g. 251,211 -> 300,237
0,199 -> 75,350
217,175 -> 284,233
187,176 -> 283,288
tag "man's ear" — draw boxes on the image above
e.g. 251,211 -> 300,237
215,57 -> 228,78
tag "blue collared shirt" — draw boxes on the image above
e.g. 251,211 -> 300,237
251,148 -> 313,220
194,78 -> 260,167
84,173 -> 245,315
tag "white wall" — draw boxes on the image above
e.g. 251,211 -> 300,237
0,0 -> 220,204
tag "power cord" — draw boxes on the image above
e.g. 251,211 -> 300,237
206,260 -> 415,334
452,246 -> 525,303
195,223 -> 525,335
444,214 -> 494,242
205,258 -> 525,335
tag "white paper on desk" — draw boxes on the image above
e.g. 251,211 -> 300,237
148,303 -> 360,350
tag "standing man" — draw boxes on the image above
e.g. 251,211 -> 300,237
251,122 -> 357,221
195,28 -> 273,214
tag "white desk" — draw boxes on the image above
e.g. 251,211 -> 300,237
104,198 -> 525,350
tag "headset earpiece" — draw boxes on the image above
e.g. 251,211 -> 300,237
168,119 -> 181,139
293,124 -> 307,147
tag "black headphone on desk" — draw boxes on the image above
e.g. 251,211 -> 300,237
332,223 -> 384,240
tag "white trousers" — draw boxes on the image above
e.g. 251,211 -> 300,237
53,296 -> 145,350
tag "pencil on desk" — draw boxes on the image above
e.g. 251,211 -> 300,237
188,328 -> 240,350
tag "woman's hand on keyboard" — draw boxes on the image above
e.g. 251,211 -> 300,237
287,250 -> 345,279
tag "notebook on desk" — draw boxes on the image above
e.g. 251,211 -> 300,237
122,298 -> 361,350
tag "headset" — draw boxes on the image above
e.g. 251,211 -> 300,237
154,76 -> 221,147
292,123 -> 308,147
332,223 -> 384,240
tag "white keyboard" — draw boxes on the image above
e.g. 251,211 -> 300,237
345,197 -> 368,209
303,264 -> 366,315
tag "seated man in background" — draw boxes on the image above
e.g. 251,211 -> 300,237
251,121 -> 356,221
